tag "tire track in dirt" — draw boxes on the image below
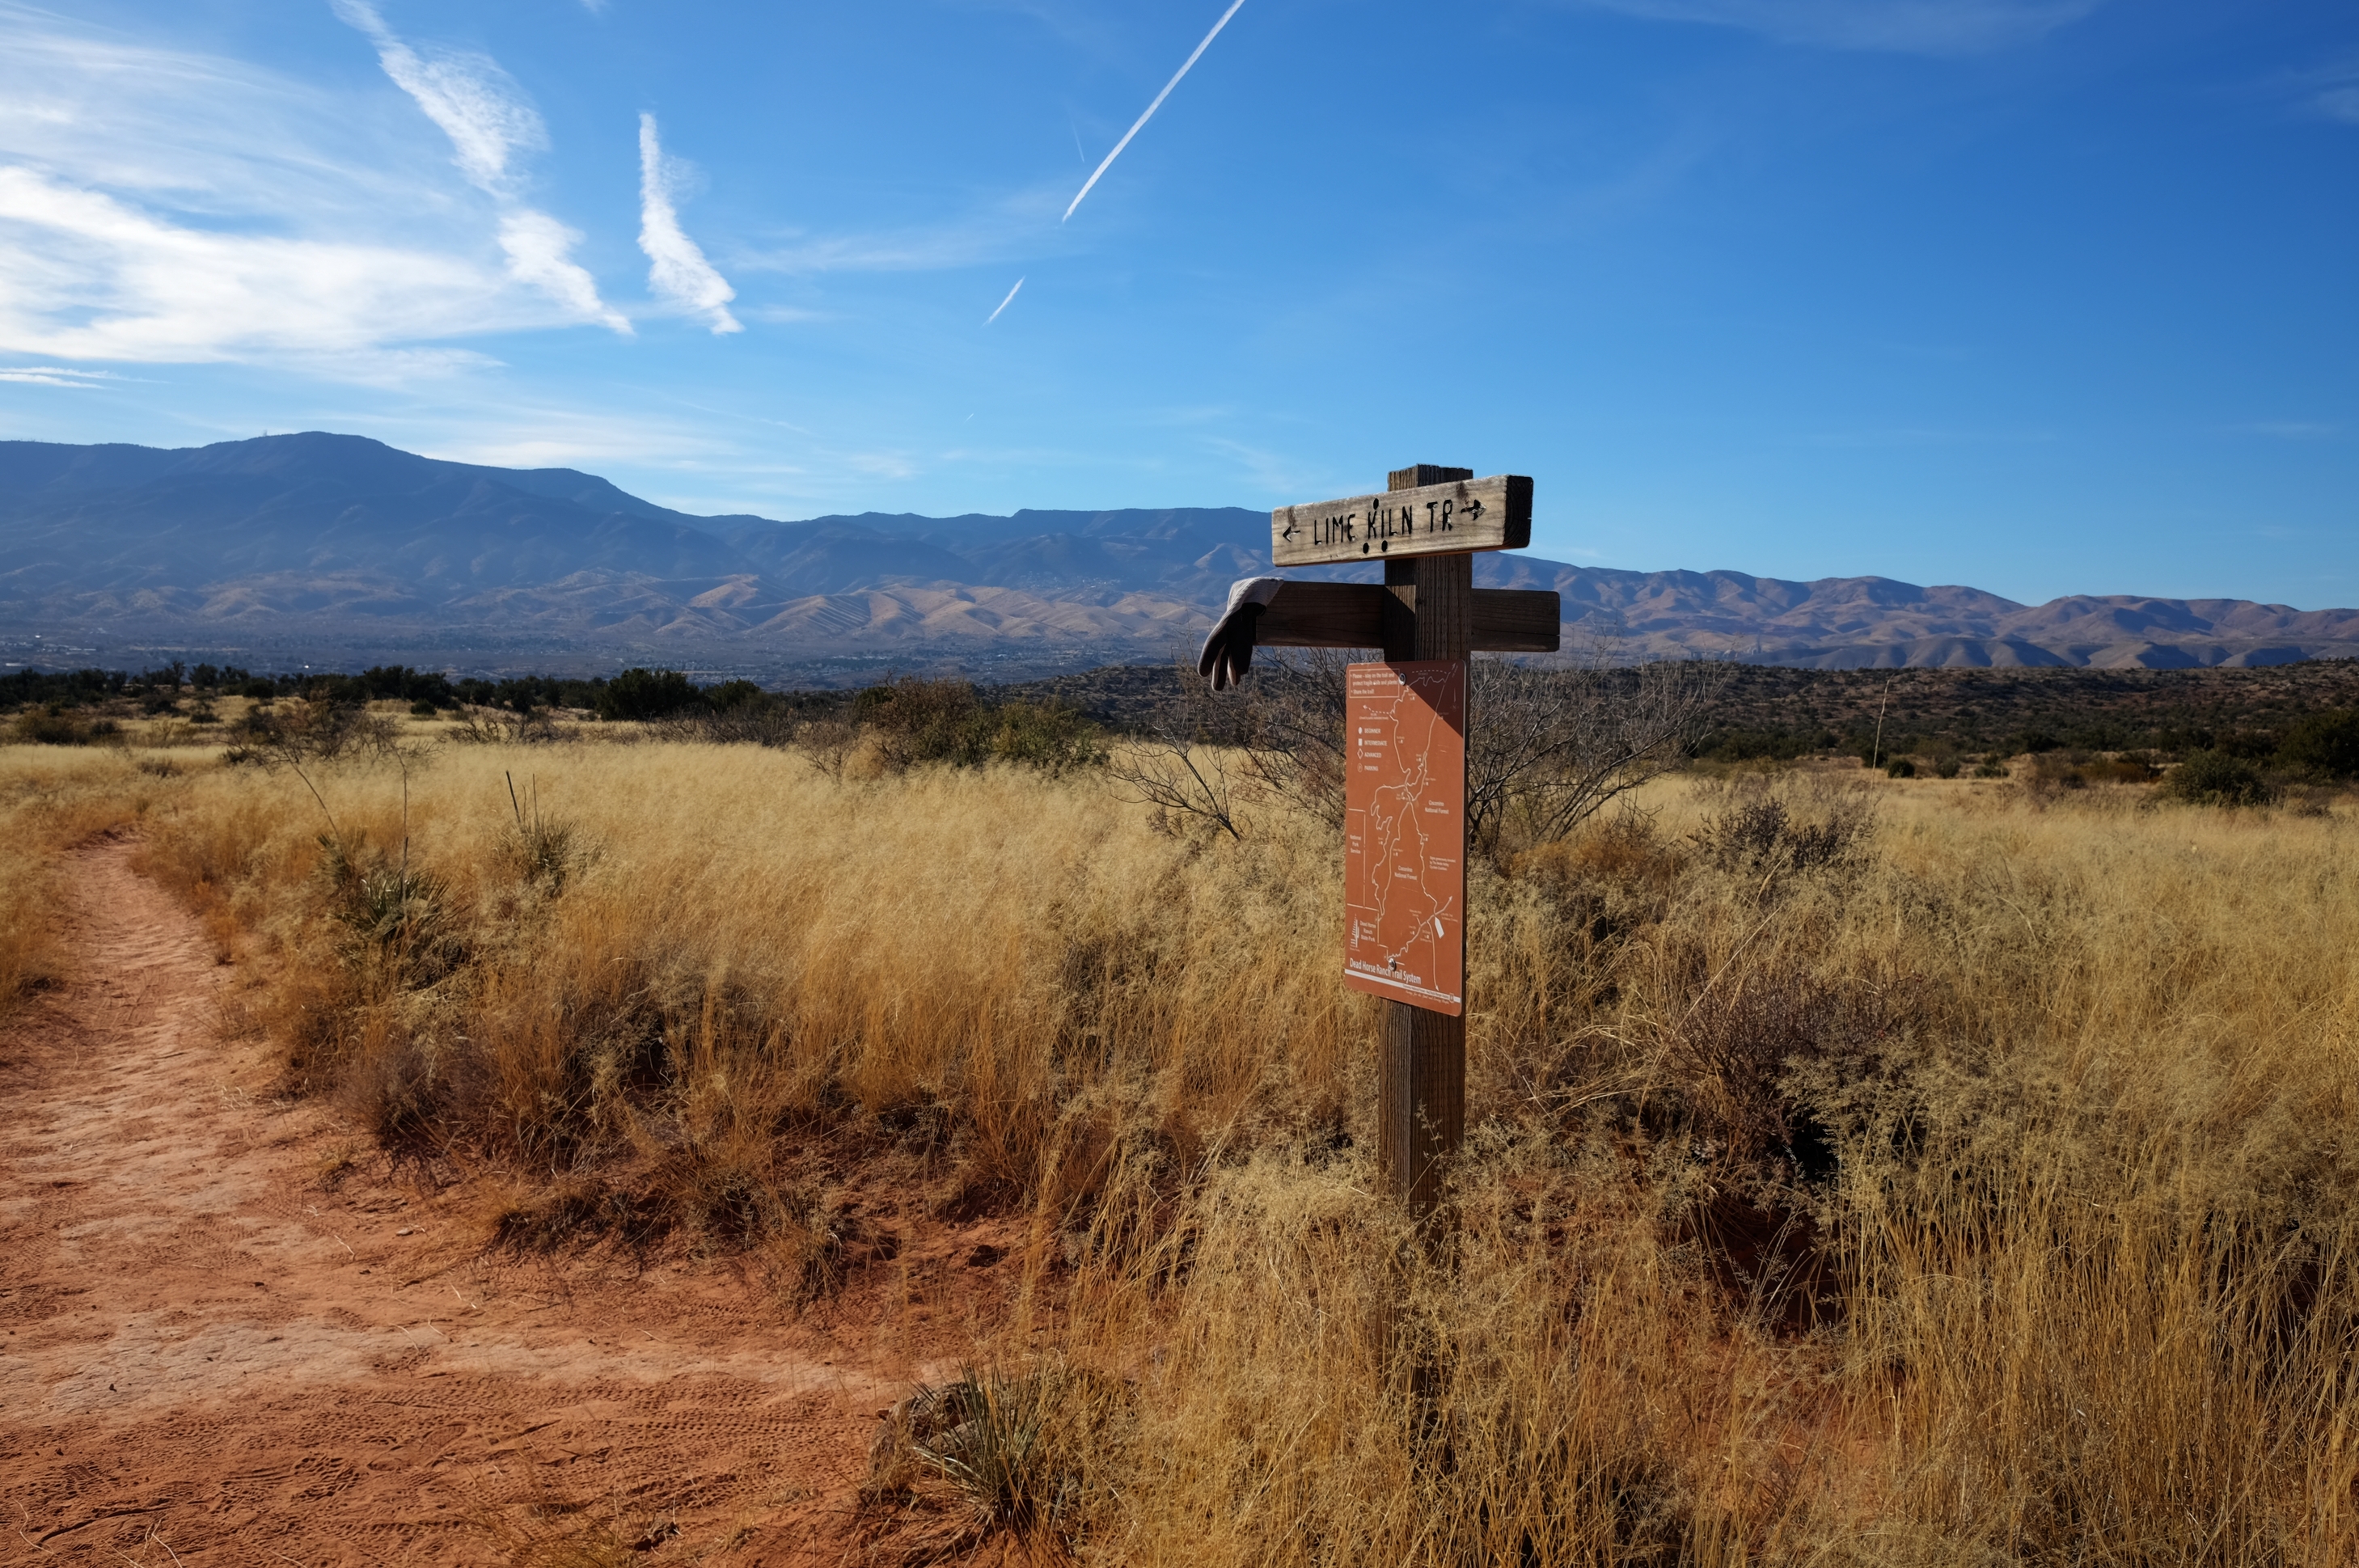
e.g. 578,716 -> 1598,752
0,840 -> 1018,1566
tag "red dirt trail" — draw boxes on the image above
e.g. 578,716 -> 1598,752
0,841 -> 1013,1566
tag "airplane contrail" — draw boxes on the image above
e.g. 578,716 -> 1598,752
986,276 -> 1026,323
1063,0 -> 1247,223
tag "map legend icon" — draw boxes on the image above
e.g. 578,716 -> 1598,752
1342,660 -> 1467,1016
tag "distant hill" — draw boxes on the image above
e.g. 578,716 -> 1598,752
2,432 -> 2353,678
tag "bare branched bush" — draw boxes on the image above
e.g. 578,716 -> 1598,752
1464,652 -> 1732,857
445,704 -> 565,746
1232,648 -> 1355,827
1691,788 -> 1872,895
1104,733 -> 1252,840
223,695 -> 408,765
1169,645 -> 1727,854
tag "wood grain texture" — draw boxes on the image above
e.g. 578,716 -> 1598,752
1272,474 -> 1533,567
1373,467 -> 1471,1222
1253,584 -> 1560,653
1469,588 -> 1562,652
1387,463 -> 1473,491
1380,999 -> 1468,1219
1410,552 -> 1473,662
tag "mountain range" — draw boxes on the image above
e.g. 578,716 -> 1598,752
2,433 -> 2353,680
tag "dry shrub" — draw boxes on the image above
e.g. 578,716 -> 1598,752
864,1360 -> 1132,1558
1689,779 -> 1872,889
1059,1139 -> 1761,1566
1850,1159 -> 2359,1562
0,828 -> 65,1016
2162,749 -> 2281,808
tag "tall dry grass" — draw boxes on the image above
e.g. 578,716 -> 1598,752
0,746 -> 185,1017
10,728 -> 2359,1561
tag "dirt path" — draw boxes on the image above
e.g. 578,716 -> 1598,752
0,841 -> 1012,1566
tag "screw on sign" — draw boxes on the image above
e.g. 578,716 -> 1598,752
1197,464 -> 1560,1220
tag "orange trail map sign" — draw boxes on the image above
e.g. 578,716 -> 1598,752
1343,661 -> 1467,1016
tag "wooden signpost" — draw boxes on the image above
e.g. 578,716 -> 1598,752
1200,464 -> 1559,1220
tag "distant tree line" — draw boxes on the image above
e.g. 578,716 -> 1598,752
13,653 -> 2357,784
1688,661 -> 2359,779
3,660 -> 1104,773
0,661 -> 776,720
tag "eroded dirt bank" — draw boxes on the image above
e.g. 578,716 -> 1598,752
0,840 -> 1013,1566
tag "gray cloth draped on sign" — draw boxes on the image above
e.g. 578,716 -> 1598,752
1197,576 -> 1283,691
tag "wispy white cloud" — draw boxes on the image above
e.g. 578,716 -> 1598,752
1561,0 -> 2106,55
0,164 -> 520,366
332,0 -> 627,332
0,364 -> 131,387
2308,60 -> 2359,124
636,114 -> 740,334
0,3 -> 425,220
0,6 -> 629,372
735,186 -> 1064,277
1198,435 -> 1334,498
985,276 -> 1025,323
1064,0 -> 1247,222
329,0 -> 543,197
424,418 -> 740,474
737,303 -> 831,324
500,210 -> 629,334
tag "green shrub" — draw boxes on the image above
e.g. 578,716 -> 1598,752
2278,709 -> 2359,780
856,677 -> 1103,773
595,667 -> 703,722
13,708 -> 87,745
2159,749 -> 2277,808
2027,754 -> 2087,791
2081,756 -> 2158,785
1698,726 -> 1829,763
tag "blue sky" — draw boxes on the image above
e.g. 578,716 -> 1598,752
0,0 -> 2352,607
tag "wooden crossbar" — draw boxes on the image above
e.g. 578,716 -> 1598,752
1253,582 -> 1561,653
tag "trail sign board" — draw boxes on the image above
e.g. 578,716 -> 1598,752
1203,461 -> 1557,1226
1271,473 -> 1532,568
1343,661 -> 1466,1017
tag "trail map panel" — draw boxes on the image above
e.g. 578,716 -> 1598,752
1343,661 -> 1467,1016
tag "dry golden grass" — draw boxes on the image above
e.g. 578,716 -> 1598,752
0,745 -> 186,1017
8,729 -> 2359,1562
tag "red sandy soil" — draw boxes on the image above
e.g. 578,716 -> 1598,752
0,842 -> 1023,1566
